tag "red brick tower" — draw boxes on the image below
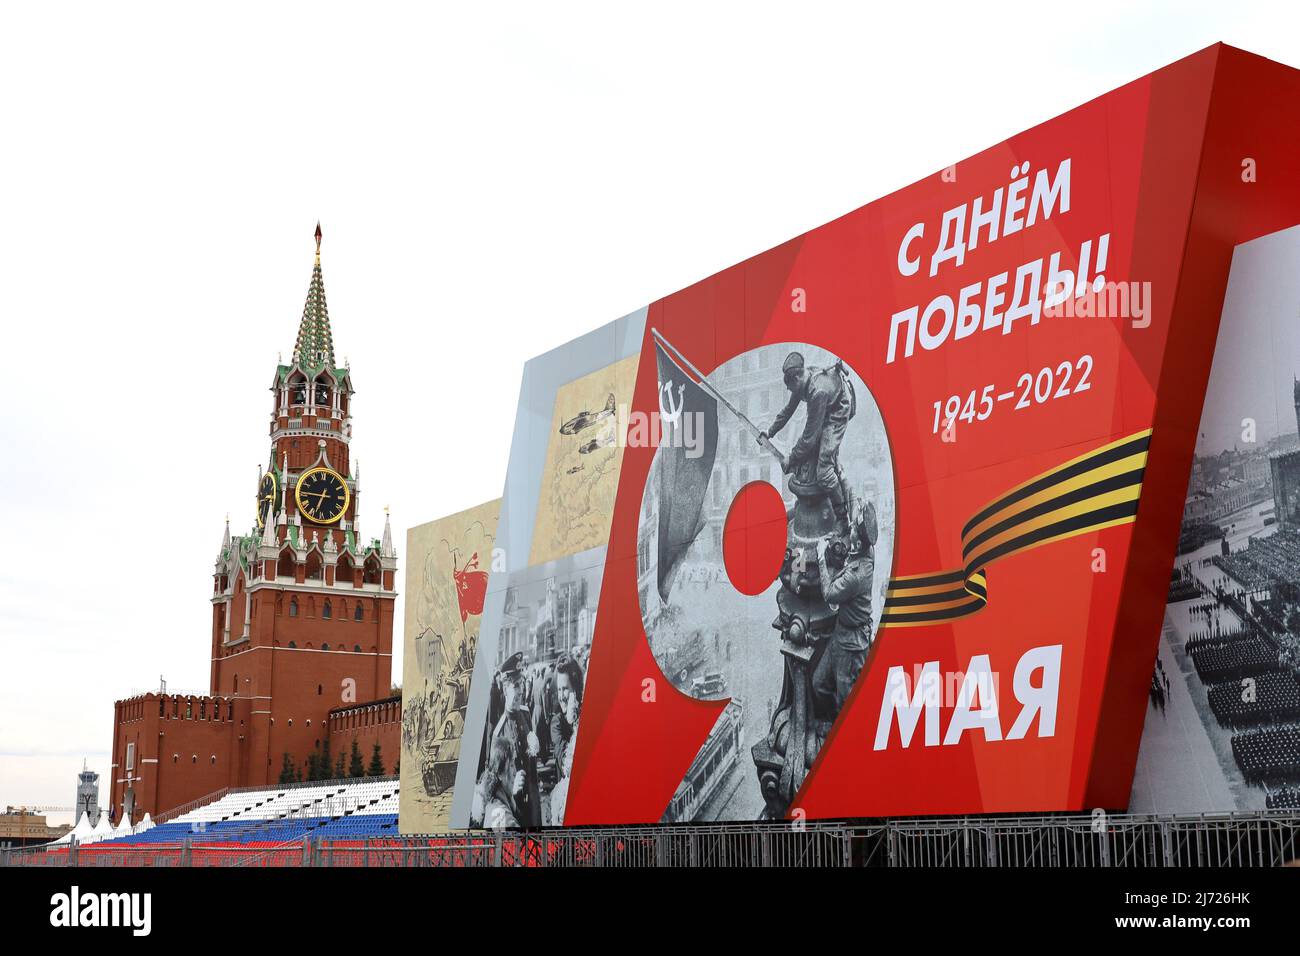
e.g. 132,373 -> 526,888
109,227 -> 399,822
211,221 -> 398,779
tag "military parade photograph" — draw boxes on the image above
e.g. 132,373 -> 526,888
1131,223 -> 1300,814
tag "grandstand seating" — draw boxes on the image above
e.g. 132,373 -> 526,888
95,777 -> 400,846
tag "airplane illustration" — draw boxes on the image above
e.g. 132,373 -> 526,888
560,393 -> 617,436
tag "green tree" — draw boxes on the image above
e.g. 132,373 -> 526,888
367,742 -> 385,777
334,750 -> 346,779
278,752 -> 294,784
306,749 -> 320,781
348,739 -> 365,778
319,739 -> 333,781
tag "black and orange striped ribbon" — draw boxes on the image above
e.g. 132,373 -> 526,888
879,428 -> 1151,628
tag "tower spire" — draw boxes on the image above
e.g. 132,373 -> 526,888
381,506 -> 394,558
293,223 -> 335,371
260,506 -> 279,548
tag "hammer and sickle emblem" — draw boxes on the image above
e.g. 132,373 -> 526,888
659,379 -> 685,424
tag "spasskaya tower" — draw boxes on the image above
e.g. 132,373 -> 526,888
109,226 -> 399,822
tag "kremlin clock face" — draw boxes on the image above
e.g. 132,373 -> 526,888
295,467 -> 350,525
257,472 -> 278,528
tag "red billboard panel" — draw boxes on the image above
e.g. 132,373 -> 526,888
429,44 -> 1300,827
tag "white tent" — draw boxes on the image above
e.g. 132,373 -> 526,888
87,813 -> 113,844
135,812 -> 154,834
49,814 -> 89,846
111,814 -> 134,839
61,813 -> 96,845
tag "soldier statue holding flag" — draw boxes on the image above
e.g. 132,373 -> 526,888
646,330 -> 878,821
761,351 -> 856,531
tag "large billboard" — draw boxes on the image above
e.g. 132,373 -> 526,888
414,44 -> 1300,829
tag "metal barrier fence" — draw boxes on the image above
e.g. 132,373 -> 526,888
872,812 -> 1300,867
5,811 -> 1300,867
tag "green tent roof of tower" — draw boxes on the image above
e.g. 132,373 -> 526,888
293,254 -> 335,372
284,222 -> 354,379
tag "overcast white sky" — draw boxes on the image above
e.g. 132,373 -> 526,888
2,1 -> 1294,821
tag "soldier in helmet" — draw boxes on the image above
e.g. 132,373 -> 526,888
761,351 -> 856,528
812,501 -> 877,719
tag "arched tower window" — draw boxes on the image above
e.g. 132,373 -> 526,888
289,598 -> 298,618
288,372 -> 307,407
337,552 -> 355,585
354,604 -> 363,622
364,554 -> 382,585
314,374 -> 332,407
322,600 -> 332,620
305,550 -> 323,581
277,547 -> 295,579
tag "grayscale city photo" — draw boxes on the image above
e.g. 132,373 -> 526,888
1131,223 -> 1300,813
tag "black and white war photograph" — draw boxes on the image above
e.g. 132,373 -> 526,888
636,338 -> 895,822
468,549 -> 603,828
1131,223 -> 1300,813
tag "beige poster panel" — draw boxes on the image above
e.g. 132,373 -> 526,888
399,499 -> 500,833
529,353 -> 640,565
